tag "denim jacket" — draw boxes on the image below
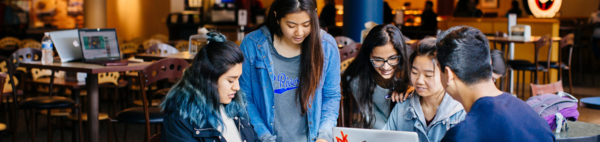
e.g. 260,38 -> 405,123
239,26 -> 341,142
383,93 -> 466,142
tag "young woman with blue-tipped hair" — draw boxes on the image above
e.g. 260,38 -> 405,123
161,31 -> 259,142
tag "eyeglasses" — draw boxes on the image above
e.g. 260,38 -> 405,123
370,56 -> 401,67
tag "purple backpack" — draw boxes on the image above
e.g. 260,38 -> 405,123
525,92 -> 579,133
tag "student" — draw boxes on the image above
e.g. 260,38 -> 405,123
436,26 -> 555,141
238,0 -> 341,141
453,0 -> 482,18
383,37 -> 465,142
339,24 -> 411,129
505,0 -> 523,17
490,49 -> 506,80
420,1 -> 438,31
319,0 -> 336,28
161,32 -> 258,142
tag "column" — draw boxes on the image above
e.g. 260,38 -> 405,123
343,0 -> 382,42
84,0 -> 107,28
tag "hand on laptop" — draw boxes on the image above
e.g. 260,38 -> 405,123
316,139 -> 328,142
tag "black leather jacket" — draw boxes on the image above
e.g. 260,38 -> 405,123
162,111 -> 259,142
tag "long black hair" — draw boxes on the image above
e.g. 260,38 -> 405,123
341,24 -> 410,128
265,0 -> 323,115
160,31 -> 247,129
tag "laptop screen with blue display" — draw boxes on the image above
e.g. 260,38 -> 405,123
78,29 -> 121,61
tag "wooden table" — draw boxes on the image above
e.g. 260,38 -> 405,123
19,61 -> 152,142
486,36 -> 561,94
135,51 -> 196,62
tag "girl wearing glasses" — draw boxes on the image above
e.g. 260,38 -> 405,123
339,24 -> 412,129
238,0 -> 341,141
383,37 -> 465,142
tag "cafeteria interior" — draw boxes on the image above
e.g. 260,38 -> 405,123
0,0 -> 600,141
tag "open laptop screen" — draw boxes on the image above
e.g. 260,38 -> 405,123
78,29 -> 121,61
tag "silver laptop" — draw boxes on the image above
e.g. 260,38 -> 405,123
49,29 -> 82,62
332,127 -> 419,142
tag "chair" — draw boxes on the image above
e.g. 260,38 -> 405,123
6,48 -> 82,142
339,43 -> 361,73
151,34 -> 169,43
508,35 -> 552,100
174,41 -> 189,52
114,58 -> 189,141
128,37 -> 145,44
1,61 -> 27,73
530,80 -> 564,97
145,43 -> 180,55
19,38 -> 37,48
339,43 -> 361,62
538,34 -> 574,94
148,133 -> 161,142
0,73 -> 7,132
121,42 -> 140,53
21,41 -> 42,49
334,36 -> 356,49
0,37 -> 21,51
143,39 -> 162,49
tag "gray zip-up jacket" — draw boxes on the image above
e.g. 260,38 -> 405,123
383,93 -> 466,142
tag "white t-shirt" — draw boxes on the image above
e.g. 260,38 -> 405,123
217,105 -> 243,142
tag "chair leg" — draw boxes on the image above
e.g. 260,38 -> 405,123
32,109 -> 37,142
107,120 -> 112,142
515,70 -> 520,96
123,124 -> 128,142
568,68 -> 574,94
521,71 -> 526,100
78,105 -> 83,142
11,107 -> 19,142
60,116 -> 64,142
543,72 -> 547,84
48,109 -> 53,142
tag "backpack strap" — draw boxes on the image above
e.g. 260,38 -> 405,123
557,91 -> 578,102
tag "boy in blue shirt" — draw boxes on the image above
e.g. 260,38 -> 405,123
435,26 -> 555,142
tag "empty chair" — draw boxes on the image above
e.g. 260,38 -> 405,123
143,39 -> 162,49
0,37 -> 20,51
113,58 -> 189,141
530,80 -> 565,97
0,73 -> 7,132
19,38 -> 37,48
335,36 -> 356,49
21,41 -> 42,49
339,43 -> 361,72
151,34 -> 169,43
120,42 -> 141,54
508,35 -> 552,100
145,43 -> 180,55
5,48 -> 82,142
538,34 -> 574,94
174,40 -> 189,52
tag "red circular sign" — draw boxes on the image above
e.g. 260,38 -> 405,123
535,0 -> 554,11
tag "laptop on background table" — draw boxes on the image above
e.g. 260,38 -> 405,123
332,127 -> 419,142
49,29 -> 82,62
78,28 -> 140,66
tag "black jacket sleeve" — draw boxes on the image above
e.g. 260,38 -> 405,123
162,113 -> 199,142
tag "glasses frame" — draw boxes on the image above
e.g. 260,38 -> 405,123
370,56 -> 401,67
